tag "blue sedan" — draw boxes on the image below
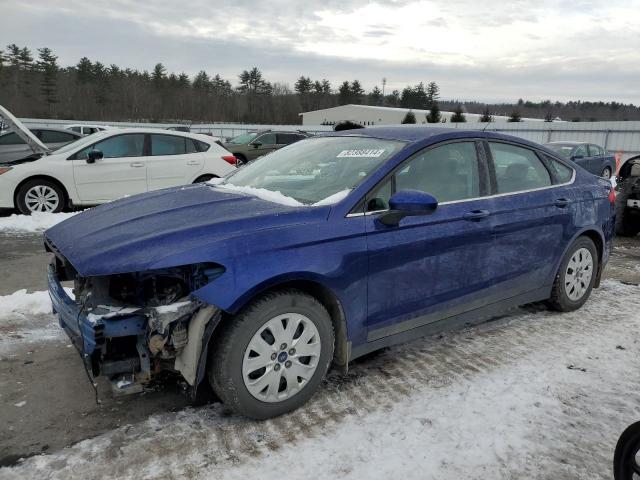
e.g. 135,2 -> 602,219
545,141 -> 616,179
45,127 -> 615,419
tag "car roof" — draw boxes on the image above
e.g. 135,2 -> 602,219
546,141 -> 584,145
326,126 -> 546,149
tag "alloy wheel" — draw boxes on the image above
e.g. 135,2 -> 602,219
24,185 -> 60,213
564,247 -> 593,301
242,313 -> 321,403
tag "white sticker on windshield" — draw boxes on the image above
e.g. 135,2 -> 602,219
337,149 -> 385,158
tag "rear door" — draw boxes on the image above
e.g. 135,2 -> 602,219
486,141 -> 576,299
147,134 -> 203,190
71,133 -> 148,203
364,140 -> 495,340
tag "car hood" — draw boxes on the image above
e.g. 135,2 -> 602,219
44,184 -> 328,277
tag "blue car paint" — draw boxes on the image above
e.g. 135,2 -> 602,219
45,127 -> 614,364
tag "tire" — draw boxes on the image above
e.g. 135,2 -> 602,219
233,153 -> 247,166
209,289 -> 334,419
613,421 -> 640,480
602,166 -> 612,179
16,179 -> 66,215
547,236 -> 598,312
194,174 -> 215,183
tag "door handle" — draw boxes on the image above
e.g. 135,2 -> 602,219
463,209 -> 490,221
130,162 -> 144,168
554,198 -> 571,208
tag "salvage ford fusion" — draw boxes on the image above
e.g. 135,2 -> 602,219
45,127 -> 615,419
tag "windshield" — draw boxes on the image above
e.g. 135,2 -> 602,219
227,132 -> 259,144
53,130 -> 111,155
219,136 -> 406,204
546,144 -> 575,158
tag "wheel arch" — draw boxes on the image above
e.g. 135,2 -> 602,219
13,175 -> 70,210
552,228 -> 605,288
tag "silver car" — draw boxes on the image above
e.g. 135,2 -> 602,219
0,127 -> 83,164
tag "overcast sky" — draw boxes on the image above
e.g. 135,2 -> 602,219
2,0 -> 640,104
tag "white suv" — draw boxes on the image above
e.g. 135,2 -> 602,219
0,128 -> 237,214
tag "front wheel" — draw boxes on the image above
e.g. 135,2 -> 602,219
613,421 -> 640,480
547,236 -> 598,312
16,179 -> 66,215
209,290 -> 334,419
602,166 -> 612,179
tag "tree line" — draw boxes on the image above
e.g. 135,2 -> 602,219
1,44 -> 639,124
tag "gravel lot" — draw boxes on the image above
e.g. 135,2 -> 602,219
0,226 -> 638,479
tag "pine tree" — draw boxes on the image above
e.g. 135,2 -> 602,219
76,57 -> 94,83
151,63 -> 167,87
36,47 -> 59,112
426,102 -> 442,123
294,76 -> 312,95
479,107 -> 493,122
338,81 -> 351,105
507,110 -> 522,122
426,81 -> 440,106
350,80 -> 364,104
369,86 -> 383,105
401,110 -> 417,124
450,105 -> 466,123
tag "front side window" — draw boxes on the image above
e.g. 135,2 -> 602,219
151,134 -> 187,156
0,133 -> 24,145
255,133 -> 276,145
490,142 -> 551,194
75,134 -> 145,159
222,136 -> 406,204
589,144 -> 603,156
396,142 -> 481,203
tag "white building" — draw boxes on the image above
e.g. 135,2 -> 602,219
299,104 -> 545,126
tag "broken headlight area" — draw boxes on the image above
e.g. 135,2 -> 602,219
62,263 -> 224,397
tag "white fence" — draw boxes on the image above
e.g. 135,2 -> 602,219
17,117 -> 640,161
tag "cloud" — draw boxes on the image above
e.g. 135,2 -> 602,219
1,0 -> 639,103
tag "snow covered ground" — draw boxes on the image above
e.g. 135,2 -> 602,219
0,212 -> 78,234
2,279 -> 639,479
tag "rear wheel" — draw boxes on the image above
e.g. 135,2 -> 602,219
234,153 -> 247,166
602,166 -> 612,179
547,236 -> 598,312
209,290 -> 334,419
16,179 -> 66,215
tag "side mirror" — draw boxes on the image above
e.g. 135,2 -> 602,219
378,190 -> 438,226
86,149 -> 103,164
251,141 -> 262,148
571,154 -> 584,160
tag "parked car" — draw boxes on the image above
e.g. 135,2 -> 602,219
615,155 -> 640,236
222,129 -> 310,165
0,127 -> 83,164
45,127 -> 614,419
65,124 -> 112,136
166,125 -> 190,133
545,141 -> 616,179
0,128 -> 236,214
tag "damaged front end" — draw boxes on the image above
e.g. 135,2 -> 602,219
46,246 -> 225,397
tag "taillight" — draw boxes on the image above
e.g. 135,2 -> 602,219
608,185 -> 616,204
221,155 -> 237,166
0,167 -> 12,175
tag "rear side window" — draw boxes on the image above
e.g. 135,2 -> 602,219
542,154 -> 574,184
277,133 -> 303,145
490,142 -> 551,194
151,135 -> 187,156
0,133 -> 24,145
194,140 -> 210,152
256,133 -> 276,145
75,134 -> 145,159
574,144 -> 588,157
39,130 -> 77,143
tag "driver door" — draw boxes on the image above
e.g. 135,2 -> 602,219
363,141 -> 494,342
71,133 -> 148,203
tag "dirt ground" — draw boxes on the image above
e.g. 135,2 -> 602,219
0,232 -> 638,478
